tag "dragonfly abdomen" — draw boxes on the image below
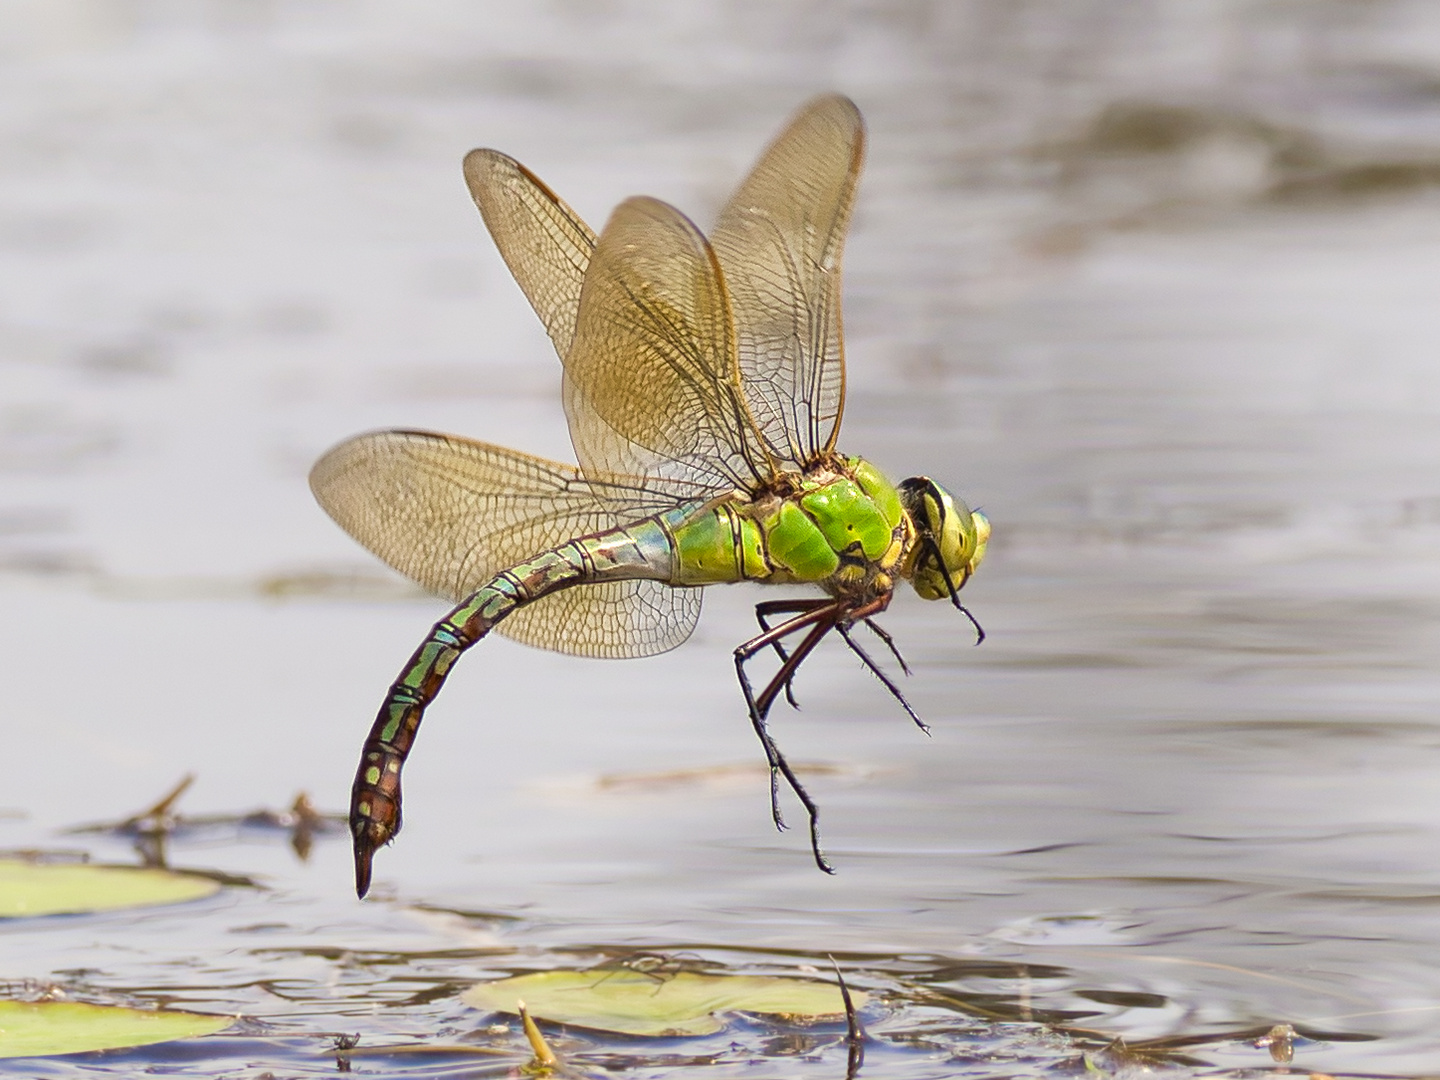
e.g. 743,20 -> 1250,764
350,506 -> 695,897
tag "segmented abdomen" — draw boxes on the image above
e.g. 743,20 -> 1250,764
349,508 -> 693,897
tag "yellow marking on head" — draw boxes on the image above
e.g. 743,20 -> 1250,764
897,476 -> 986,601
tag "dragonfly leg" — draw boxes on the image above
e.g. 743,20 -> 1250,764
735,602 -> 844,873
757,620 -> 839,872
735,602 -> 838,808
862,618 -> 912,676
836,622 -> 929,734
756,606 -> 800,710
836,594 -> 929,732
755,598 -> 832,710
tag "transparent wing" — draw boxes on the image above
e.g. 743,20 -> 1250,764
564,195 -> 775,503
507,573 -> 701,659
309,429 -> 700,658
463,148 -> 596,360
710,94 -> 865,467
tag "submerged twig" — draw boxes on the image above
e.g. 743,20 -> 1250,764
830,955 -> 865,1079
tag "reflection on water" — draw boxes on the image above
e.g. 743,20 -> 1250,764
4,0 -> 1440,1075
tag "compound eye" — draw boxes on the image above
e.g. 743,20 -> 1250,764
898,477 -> 963,599
899,476 -> 987,617
897,477 -> 943,531
907,479 -> 973,554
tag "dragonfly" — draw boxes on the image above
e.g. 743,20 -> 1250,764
311,95 -> 989,898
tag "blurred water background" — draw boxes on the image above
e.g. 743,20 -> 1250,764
6,1 -> 1440,1075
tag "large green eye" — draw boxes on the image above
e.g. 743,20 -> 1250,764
897,477 -> 987,601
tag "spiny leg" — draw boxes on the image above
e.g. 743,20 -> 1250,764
862,618 -> 911,676
735,602 -> 844,872
832,594 -> 928,731
754,619 -> 839,872
756,604 -> 800,710
736,605 -> 837,825
755,598 -> 832,709
836,622 -> 929,734
754,618 -> 833,718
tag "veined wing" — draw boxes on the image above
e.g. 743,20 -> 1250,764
710,94 -> 865,468
564,195 -> 775,503
465,100 -> 862,483
463,148 -> 596,360
309,430 -> 702,658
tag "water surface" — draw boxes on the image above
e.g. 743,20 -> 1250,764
5,2 -> 1440,1075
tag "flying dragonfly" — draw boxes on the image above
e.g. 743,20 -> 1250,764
311,95 -> 989,897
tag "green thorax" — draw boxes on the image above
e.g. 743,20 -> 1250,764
669,457 -> 911,594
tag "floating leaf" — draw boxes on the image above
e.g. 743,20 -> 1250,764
0,1001 -> 230,1059
0,861 -> 220,918
462,970 -> 865,1037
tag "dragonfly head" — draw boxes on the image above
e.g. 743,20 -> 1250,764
897,477 -> 989,603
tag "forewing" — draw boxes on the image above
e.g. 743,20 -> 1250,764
309,430 -> 699,658
463,149 -> 597,360
564,195 -> 773,502
710,94 -> 864,467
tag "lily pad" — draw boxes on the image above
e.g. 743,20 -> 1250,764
0,861 -> 220,918
461,969 -> 866,1036
0,1001 -> 230,1059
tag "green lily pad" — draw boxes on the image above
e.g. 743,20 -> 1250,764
0,1000 -> 230,1059
0,861 -> 220,918
461,969 -> 866,1037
